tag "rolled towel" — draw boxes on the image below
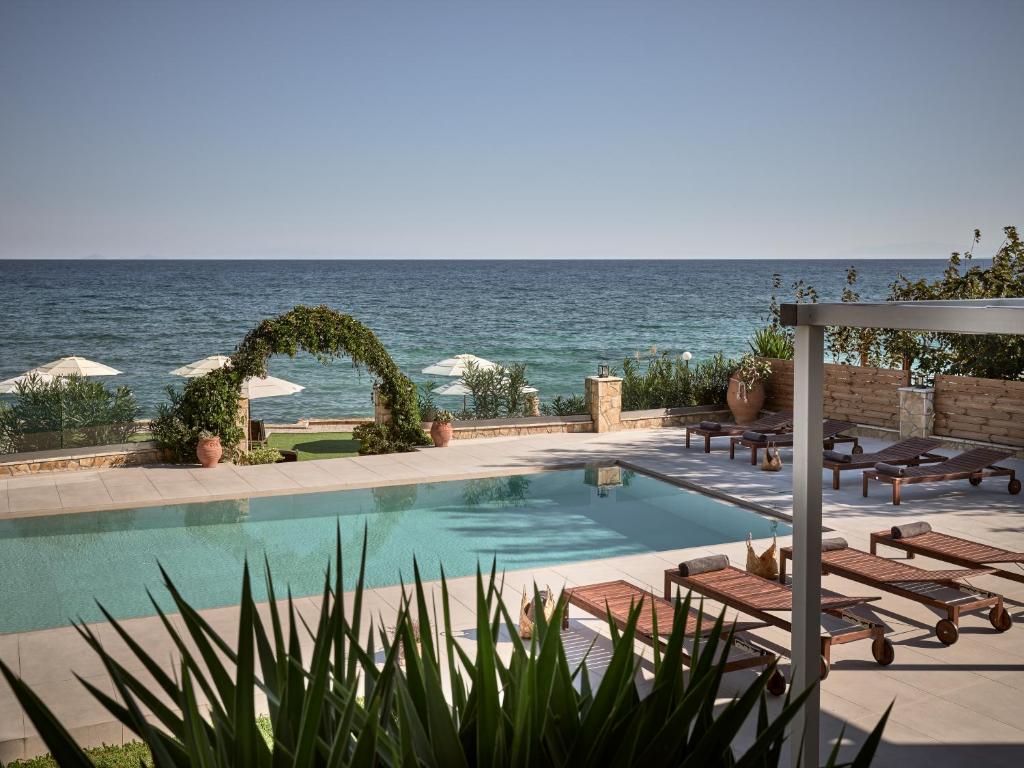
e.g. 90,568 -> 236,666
698,420 -> 721,431
821,537 -> 848,551
742,430 -> 769,443
891,521 -> 931,539
875,462 -> 906,477
824,449 -> 852,463
678,554 -> 730,576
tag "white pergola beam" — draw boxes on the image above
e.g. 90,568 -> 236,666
790,324 -> 824,768
781,302 -> 1024,335
779,296 -> 1023,766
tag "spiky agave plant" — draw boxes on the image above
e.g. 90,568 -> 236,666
0,527 -> 889,766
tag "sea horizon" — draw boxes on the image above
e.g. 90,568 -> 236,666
0,258 -> 961,421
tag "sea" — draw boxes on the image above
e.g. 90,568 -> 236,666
0,259 -> 956,421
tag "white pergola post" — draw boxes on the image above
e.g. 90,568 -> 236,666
791,324 -> 824,767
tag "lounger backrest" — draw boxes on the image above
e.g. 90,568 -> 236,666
934,447 -> 1013,472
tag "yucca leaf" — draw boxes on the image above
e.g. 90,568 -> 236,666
0,660 -> 93,768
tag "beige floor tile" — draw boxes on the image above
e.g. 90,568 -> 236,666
24,674 -> 117,730
18,625 -> 108,684
231,464 -> 302,492
55,478 -> 114,509
7,484 -> 61,514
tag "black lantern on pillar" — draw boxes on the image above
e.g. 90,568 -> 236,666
597,363 -> 610,378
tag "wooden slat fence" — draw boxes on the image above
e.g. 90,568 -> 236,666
933,375 -> 1024,448
760,358 -> 906,429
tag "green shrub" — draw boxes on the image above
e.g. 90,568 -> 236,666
149,369 -> 244,463
749,326 -> 794,359
417,380 -> 438,422
352,422 -> 415,454
621,353 -> 735,410
0,374 -> 140,454
0,529 -> 890,767
459,360 -> 534,419
234,445 -> 284,465
540,393 -> 588,416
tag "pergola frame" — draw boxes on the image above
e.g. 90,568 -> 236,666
780,297 -> 1024,767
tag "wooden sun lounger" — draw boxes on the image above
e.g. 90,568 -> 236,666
663,565 -> 891,678
780,544 -> 1012,646
685,411 -> 792,453
566,580 -> 787,694
861,447 -> 1021,505
823,437 -> 945,490
730,419 -> 861,465
870,527 -> 1024,587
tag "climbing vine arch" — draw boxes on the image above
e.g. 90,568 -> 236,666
150,305 -> 427,461
230,305 -> 429,449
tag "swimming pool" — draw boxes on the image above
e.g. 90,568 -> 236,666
0,467 -> 788,634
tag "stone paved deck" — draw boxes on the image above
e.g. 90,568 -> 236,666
1,428 -> 1023,766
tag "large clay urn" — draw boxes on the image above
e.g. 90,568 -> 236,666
727,378 -> 765,425
196,435 -> 223,468
430,421 -> 453,448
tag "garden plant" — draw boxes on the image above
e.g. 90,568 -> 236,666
1,529 -> 889,767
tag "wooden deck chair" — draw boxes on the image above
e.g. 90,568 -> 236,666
566,579 -> 787,695
662,558 -> 892,679
861,447 -> 1020,505
823,437 -> 944,490
730,419 -> 861,466
780,540 -> 1012,646
870,521 -> 1024,588
249,419 -> 268,446
685,411 -> 792,453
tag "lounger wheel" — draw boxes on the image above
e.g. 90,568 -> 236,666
766,668 -> 787,697
852,444 -> 864,455
969,476 -> 982,486
871,637 -> 895,666
820,656 -> 830,680
989,606 -> 1013,632
936,618 -> 959,646
1009,478 -> 1021,495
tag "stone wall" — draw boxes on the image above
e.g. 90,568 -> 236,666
619,406 -> 731,431
0,442 -> 165,477
451,416 -> 592,439
761,358 -> 907,428
934,375 -> 1024,448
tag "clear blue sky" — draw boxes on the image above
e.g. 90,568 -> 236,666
1,0 -> 1021,260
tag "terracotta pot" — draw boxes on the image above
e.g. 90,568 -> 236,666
430,421 -> 453,447
727,378 -> 765,425
196,436 -> 223,468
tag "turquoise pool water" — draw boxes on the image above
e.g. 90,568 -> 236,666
0,468 -> 788,634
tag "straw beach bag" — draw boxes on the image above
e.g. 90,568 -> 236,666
519,587 -> 557,639
761,442 -> 783,472
746,533 -> 779,580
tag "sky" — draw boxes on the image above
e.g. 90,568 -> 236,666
1,0 -> 1021,260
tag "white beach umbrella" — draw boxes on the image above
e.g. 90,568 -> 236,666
32,356 -> 121,377
421,354 -> 498,377
434,380 -> 537,397
0,371 -> 58,394
239,375 -> 305,400
169,355 -> 233,377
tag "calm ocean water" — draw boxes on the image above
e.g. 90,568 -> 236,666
0,259 -> 952,421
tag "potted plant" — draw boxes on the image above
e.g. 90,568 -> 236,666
196,429 -> 223,468
727,355 -> 773,424
430,410 -> 454,447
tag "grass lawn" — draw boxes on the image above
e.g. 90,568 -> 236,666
8,718 -> 274,766
267,431 -> 360,460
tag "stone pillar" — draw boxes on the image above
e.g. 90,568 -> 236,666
373,383 -> 392,425
898,386 -> 934,438
236,397 -> 250,453
585,375 -> 622,433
